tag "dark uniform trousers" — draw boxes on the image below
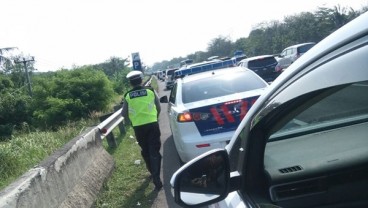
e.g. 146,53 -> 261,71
133,122 -> 162,187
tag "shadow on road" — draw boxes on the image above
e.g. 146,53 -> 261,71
161,135 -> 182,208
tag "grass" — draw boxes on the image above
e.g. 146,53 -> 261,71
0,119 -> 95,190
93,127 -> 158,208
0,121 -> 157,207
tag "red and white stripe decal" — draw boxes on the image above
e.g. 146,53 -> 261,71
210,98 -> 258,125
240,100 -> 248,120
210,107 -> 224,125
221,104 -> 235,123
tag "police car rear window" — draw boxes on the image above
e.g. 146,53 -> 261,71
248,57 -> 277,69
182,71 -> 266,103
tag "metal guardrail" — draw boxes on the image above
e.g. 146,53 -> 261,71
97,108 -> 124,139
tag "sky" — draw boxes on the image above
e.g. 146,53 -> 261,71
1,0 -> 367,72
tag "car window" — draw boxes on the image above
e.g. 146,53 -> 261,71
166,69 -> 176,77
169,69 -> 176,75
269,81 -> 368,140
285,49 -> 290,56
182,71 -> 266,103
281,50 -> 287,56
247,57 -> 277,69
287,49 -> 293,55
297,44 -> 315,53
169,83 -> 177,104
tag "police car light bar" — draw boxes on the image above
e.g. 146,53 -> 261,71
175,59 -> 236,77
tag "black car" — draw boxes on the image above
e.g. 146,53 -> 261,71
238,55 -> 280,82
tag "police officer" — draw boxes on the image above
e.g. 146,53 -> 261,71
121,70 -> 163,191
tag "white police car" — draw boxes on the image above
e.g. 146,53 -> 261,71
160,66 -> 268,163
170,12 -> 368,208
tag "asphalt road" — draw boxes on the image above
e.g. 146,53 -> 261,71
151,78 -> 182,208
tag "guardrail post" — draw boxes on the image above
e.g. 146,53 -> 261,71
114,105 -> 126,135
99,113 -> 117,148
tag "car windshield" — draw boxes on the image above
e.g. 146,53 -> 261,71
248,57 -> 277,69
270,81 -> 368,140
182,70 -> 267,103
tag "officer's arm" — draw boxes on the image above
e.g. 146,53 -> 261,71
121,100 -> 131,125
154,90 -> 161,116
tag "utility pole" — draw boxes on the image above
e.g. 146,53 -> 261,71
14,57 -> 35,97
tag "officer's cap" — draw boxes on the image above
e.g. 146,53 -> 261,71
126,70 -> 143,80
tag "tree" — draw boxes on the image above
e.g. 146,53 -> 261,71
186,51 -> 208,63
32,66 -> 115,129
283,12 -> 320,45
316,5 -> 361,34
0,75 -> 32,139
233,38 -> 248,55
96,56 -> 129,79
206,36 -> 234,58
0,47 -> 17,72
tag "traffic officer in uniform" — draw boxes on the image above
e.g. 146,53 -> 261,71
121,70 -> 163,191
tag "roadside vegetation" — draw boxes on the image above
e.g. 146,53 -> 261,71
0,58 -> 131,190
0,71 -> 159,207
0,119 -> 96,189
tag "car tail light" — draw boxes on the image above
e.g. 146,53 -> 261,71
177,112 -> 210,122
196,144 -> 210,148
177,112 -> 193,122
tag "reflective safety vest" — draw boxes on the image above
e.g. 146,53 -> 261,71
124,87 -> 158,127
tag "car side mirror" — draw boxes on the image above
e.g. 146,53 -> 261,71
170,149 -> 230,207
160,95 -> 168,103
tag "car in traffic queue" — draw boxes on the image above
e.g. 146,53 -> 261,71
157,70 -> 165,81
276,42 -> 316,71
160,66 -> 269,163
164,68 -> 178,90
170,11 -> 368,208
238,54 -> 281,83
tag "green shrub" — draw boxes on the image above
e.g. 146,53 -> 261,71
0,89 -> 32,138
33,97 -> 84,127
0,124 -> 13,140
31,67 -> 115,129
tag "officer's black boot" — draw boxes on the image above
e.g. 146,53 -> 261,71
150,154 -> 162,191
